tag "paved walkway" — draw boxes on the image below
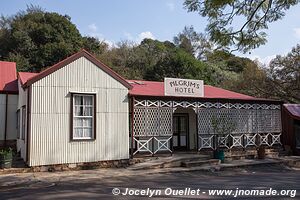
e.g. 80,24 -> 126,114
1,157 -> 299,188
1,164 -> 299,200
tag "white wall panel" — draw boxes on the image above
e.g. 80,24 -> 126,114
0,94 -> 17,140
29,57 -> 129,166
6,94 -> 18,140
0,94 -> 6,140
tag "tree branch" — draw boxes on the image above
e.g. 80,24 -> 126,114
227,0 -> 266,36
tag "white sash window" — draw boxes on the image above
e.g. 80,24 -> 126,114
72,94 -> 95,140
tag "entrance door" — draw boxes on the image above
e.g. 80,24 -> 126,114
173,114 -> 188,150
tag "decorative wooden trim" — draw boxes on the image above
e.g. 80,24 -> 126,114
129,95 -> 283,104
70,92 -> 97,142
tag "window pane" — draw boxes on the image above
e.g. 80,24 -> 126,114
74,96 -> 83,105
74,106 -> 83,116
74,118 -> 83,127
83,118 -> 92,127
74,128 -> 83,138
84,96 -> 93,105
83,128 -> 92,138
84,107 -> 93,116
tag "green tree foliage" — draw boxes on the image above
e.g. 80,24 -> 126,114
174,26 -> 212,60
206,50 -> 253,73
183,0 -> 299,52
219,44 -> 300,103
223,61 -> 269,98
97,41 -> 144,79
82,36 -> 108,55
98,38 -> 220,85
0,5 -> 106,72
267,45 -> 300,103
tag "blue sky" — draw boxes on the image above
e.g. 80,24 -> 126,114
1,0 -> 300,64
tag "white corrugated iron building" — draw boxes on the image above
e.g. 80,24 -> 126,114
14,50 -> 131,166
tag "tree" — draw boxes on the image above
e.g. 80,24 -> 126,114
97,38 -> 219,85
183,0 -> 299,52
174,26 -> 212,60
97,40 -> 145,79
267,44 -> 300,103
206,49 -> 253,73
223,61 -> 269,98
82,36 -> 108,55
0,5 -> 87,72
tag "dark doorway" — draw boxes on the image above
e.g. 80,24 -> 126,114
173,114 -> 189,150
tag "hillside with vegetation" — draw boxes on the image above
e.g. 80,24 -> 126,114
0,6 -> 299,103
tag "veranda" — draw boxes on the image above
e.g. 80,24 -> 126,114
130,98 -> 282,157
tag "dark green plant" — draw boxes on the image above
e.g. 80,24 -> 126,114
0,5 -> 107,72
0,147 -> 13,157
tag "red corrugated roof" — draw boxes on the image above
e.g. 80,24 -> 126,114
284,104 -> 300,120
16,69 -> 276,101
0,61 -> 18,93
18,72 -> 38,86
127,80 -> 261,100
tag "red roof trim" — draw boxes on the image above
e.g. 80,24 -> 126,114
24,49 -> 132,89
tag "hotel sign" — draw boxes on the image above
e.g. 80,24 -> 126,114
164,78 -> 204,97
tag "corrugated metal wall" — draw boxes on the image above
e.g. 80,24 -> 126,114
29,57 -> 129,166
0,94 -> 18,141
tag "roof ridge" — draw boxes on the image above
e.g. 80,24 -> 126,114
22,49 -> 132,89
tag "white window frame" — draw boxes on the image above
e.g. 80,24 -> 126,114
71,93 -> 96,140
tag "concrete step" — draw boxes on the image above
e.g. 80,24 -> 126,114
128,154 -> 211,170
266,152 -> 279,158
181,159 -> 220,168
265,149 -> 282,153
